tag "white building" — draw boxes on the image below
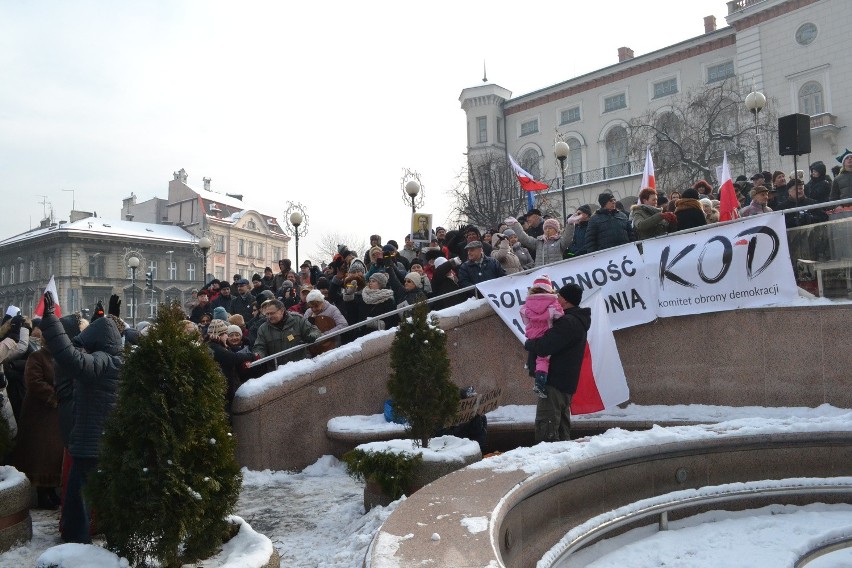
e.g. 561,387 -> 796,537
460,0 -> 846,213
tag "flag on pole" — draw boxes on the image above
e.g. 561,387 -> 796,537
640,146 -> 655,191
570,290 -> 630,415
33,275 -> 62,318
718,151 -> 740,222
508,154 -> 550,192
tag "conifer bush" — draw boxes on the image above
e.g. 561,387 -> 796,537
387,301 -> 459,448
89,302 -> 242,567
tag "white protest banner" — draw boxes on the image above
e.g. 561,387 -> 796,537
640,212 -> 798,317
475,241 -> 655,343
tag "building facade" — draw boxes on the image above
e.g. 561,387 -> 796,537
459,0 -> 846,213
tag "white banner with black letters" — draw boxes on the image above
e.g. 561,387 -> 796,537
475,213 -> 798,343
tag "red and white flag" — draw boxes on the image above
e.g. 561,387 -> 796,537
718,151 -> 739,222
33,275 -> 62,318
570,290 -> 630,415
640,146 -> 655,191
508,154 -> 550,192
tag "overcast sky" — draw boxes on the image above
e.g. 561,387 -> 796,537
1,0 -> 725,260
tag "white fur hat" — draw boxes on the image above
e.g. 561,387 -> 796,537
306,289 -> 325,304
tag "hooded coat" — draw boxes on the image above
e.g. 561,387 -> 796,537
629,203 -> 671,240
674,198 -> 708,231
41,314 -> 123,459
805,161 -> 832,203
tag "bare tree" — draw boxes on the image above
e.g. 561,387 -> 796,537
311,232 -> 369,264
448,150 -> 537,229
627,78 -> 778,191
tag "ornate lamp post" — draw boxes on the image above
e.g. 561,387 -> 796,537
401,169 -> 425,215
745,90 -> 767,173
127,255 -> 140,327
554,140 -> 570,223
284,202 -> 309,269
198,235 -> 212,285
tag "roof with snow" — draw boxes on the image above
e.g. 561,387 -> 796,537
0,216 -> 196,247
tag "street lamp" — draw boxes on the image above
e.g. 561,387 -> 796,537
127,255 -> 140,327
401,169 -> 425,215
555,140 -> 570,224
284,202 -> 309,269
198,235 -> 212,285
745,90 -> 767,174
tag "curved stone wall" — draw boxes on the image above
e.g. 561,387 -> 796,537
232,301 -> 852,471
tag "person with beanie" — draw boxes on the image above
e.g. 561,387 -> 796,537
565,205 -> 593,257
674,188 -> 708,231
502,213 -> 576,267
519,275 -> 564,398
210,282 -> 232,312
805,160 -> 832,203
523,283 -> 591,443
830,149 -> 852,203
276,280 -> 298,309
212,306 -> 229,322
630,188 -> 677,240
387,267 -> 429,309
585,192 -> 635,253
207,320 -> 256,415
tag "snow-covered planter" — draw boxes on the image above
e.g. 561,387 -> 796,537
354,436 -> 482,511
35,515 -> 279,568
0,465 -> 32,553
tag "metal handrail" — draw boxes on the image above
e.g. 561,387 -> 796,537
551,479 -> 852,563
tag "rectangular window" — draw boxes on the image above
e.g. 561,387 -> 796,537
147,260 -> 157,280
248,241 -> 255,258
89,255 -> 105,278
9,265 -> 15,284
497,117 -> 505,143
653,78 -> 678,99
168,260 -> 177,281
238,239 -> 245,256
215,267 -> 225,281
186,262 -> 196,281
257,243 -> 265,260
604,93 -> 627,113
29,260 -> 35,281
215,234 -> 225,252
477,116 -> 487,143
520,119 -> 539,136
0,266 -> 4,285
707,61 -> 734,83
273,246 -> 282,261
560,106 -> 581,125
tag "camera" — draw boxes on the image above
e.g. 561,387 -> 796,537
383,254 -> 396,267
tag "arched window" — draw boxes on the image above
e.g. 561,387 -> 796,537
605,126 -> 629,178
564,137 -> 583,186
521,148 -> 542,179
799,81 -> 824,116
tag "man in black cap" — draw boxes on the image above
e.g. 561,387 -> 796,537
586,193 -> 634,253
524,284 -> 591,442
525,208 -> 544,239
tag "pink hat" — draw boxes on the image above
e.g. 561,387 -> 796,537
543,218 -> 561,232
531,275 -> 554,293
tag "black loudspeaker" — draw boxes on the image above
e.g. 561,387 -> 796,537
778,113 -> 811,156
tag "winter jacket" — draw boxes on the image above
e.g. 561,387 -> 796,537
566,222 -> 589,257
387,267 -> 429,308
53,314 -> 86,447
456,255 -> 506,289
304,301 -> 349,336
189,302 -> 213,324
429,260 -> 465,311
739,201 -> 772,217
229,293 -> 256,323
585,209 -> 635,253
630,204 -> 671,240
41,313 -> 122,459
507,220 -> 575,267
490,234 -> 522,274
252,312 -> 321,364
523,306 -> 591,395
512,241 -> 536,269
673,198 -> 708,231
208,340 -> 255,408
520,293 -> 563,340
805,161 -> 832,203
830,170 -> 852,202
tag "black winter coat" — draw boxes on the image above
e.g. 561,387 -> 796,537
524,306 -> 591,395
673,198 -> 708,232
229,293 -> 256,323
42,313 -> 122,459
585,209 -> 635,253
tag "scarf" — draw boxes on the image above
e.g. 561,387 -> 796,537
361,287 -> 394,305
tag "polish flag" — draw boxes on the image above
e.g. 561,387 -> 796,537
33,275 -> 62,318
570,290 -> 629,415
640,146 -> 655,191
508,154 -> 550,192
718,151 -> 740,222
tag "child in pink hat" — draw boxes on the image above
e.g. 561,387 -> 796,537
519,275 -> 563,398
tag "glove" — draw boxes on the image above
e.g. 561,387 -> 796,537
92,301 -> 105,321
662,212 -> 678,225
504,217 -> 518,225
451,256 -> 462,266
21,316 -> 32,331
567,213 -> 583,225
8,315 -> 23,341
108,294 -> 122,317
43,291 -> 56,315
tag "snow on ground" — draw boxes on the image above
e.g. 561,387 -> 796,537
3,407 -> 852,567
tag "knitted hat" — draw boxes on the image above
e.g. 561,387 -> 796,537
577,204 -> 593,216
279,280 -> 294,290
750,172 -> 764,181
681,188 -> 700,199
531,275 -> 554,293
252,273 -> 262,282
369,272 -> 389,288
348,259 -> 367,274
257,290 -> 275,303
434,257 -> 448,268
404,272 -> 422,287
502,228 -> 516,237
212,306 -> 228,321
316,276 -> 329,290
306,289 -> 325,304
543,218 -> 561,232
558,284 -> 583,306
106,314 -> 127,336
228,314 -> 245,327
836,148 -> 852,163
598,192 -> 615,207
226,325 -> 243,336
207,319 -> 229,337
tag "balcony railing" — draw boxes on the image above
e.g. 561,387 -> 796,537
811,112 -> 838,129
726,0 -> 765,14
